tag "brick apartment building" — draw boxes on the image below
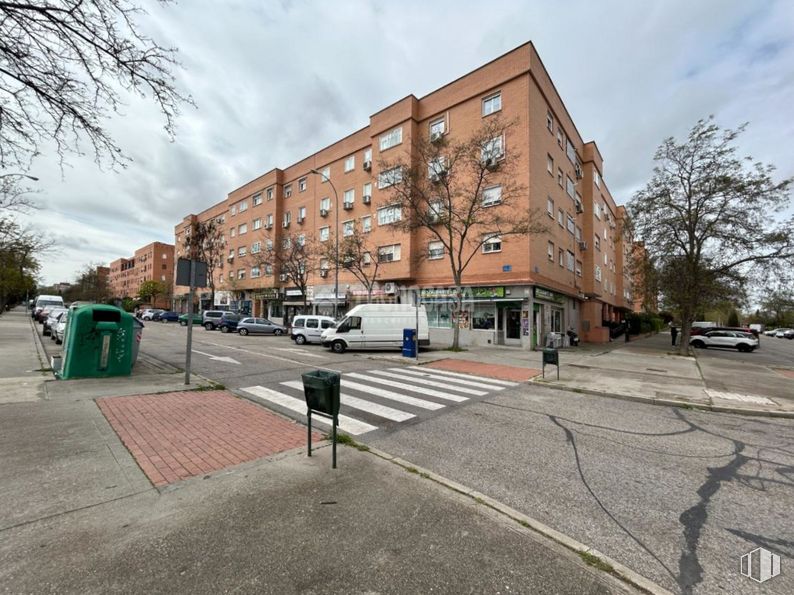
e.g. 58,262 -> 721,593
108,241 -> 175,308
174,42 -> 638,347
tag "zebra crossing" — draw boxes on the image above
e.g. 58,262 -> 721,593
240,366 -> 519,435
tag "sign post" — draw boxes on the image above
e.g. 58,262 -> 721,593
415,289 -> 420,364
177,258 -> 208,386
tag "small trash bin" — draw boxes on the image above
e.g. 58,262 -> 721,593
301,370 -> 341,416
131,318 -> 145,367
402,328 -> 417,358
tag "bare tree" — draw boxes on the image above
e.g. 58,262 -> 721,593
0,0 -> 192,170
628,118 -> 793,354
321,231 -> 382,303
64,261 -> 109,302
0,176 -> 37,212
380,117 -> 546,349
249,231 -> 319,312
182,218 -> 225,308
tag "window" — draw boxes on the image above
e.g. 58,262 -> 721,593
430,117 -> 445,137
251,266 -> 260,278
604,252 -> 609,265
230,228 -> 236,238
595,265 -> 602,282
594,235 -> 601,250
361,215 -> 372,233
363,182 -> 372,198
556,128 -> 563,147
230,205 -> 237,216
344,188 -> 355,206
282,237 -> 291,249
428,241 -> 444,260
265,264 -> 273,276
379,127 -> 402,151
228,248 -> 234,259
482,92 -> 501,116
472,305 -> 496,330
558,208 -> 564,227
298,206 -> 306,221
377,205 -> 402,225
320,197 -> 331,211
547,241 -> 554,261
362,252 -> 372,266
566,176 -> 575,199
239,200 -> 248,212
547,154 -> 554,174
567,214 -> 575,234
238,223 -> 248,234
344,155 -> 355,172
266,214 -> 273,227
253,193 -> 262,206
265,239 -> 273,250
566,137 -> 576,164
237,269 -> 246,280
481,136 -> 504,161
547,197 -> 554,217
343,220 -> 354,237
284,184 -> 292,198
426,303 -> 452,329
378,244 -> 401,262
546,110 -> 554,132
558,248 -> 564,267
238,246 -> 246,257
320,166 -> 330,181
378,166 -> 403,189
297,234 -> 305,246
594,171 -> 601,188
576,226 -> 582,241
320,226 -> 330,242
363,148 -> 372,163
251,242 -> 261,254
266,187 -> 274,201
557,168 -> 563,187
428,156 -> 447,180
576,260 -> 582,277
229,270 -> 234,279
283,211 -> 291,226
482,185 -> 502,207
566,250 -> 575,271
253,218 -> 262,230
594,203 -> 601,219
298,178 -> 307,192
482,235 -> 502,253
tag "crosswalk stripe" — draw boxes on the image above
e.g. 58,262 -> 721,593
341,379 -> 445,410
366,369 -> 487,396
408,366 -> 519,387
273,347 -> 326,358
391,367 -> 507,391
240,385 -> 376,435
281,381 -> 415,422
347,372 -> 468,403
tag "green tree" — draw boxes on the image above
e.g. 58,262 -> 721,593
727,309 -> 740,327
0,218 -> 46,311
628,118 -> 793,354
138,279 -> 166,307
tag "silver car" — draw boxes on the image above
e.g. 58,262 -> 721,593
237,317 -> 286,336
52,311 -> 69,345
44,307 -> 68,336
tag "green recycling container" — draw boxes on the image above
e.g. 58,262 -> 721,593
301,370 -> 341,416
59,305 -> 135,379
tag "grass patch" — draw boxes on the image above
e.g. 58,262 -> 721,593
444,346 -> 468,352
194,382 -> 225,391
517,519 -> 531,528
578,551 -> 614,573
405,466 -> 419,474
474,496 -> 485,505
419,472 -> 430,479
325,432 -> 370,451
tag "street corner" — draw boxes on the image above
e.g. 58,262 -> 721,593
96,389 -> 322,487
425,358 -> 542,383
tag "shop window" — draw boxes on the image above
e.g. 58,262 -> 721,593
472,305 -> 496,330
427,303 -> 453,328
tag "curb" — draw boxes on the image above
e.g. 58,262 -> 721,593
364,445 -> 673,595
29,316 -> 54,377
532,379 -> 794,419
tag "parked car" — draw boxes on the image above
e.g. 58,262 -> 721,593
774,328 -> 793,338
291,315 -> 337,345
158,311 -> 180,323
202,310 -> 226,330
140,309 -> 164,321
690,330 -> 759,352
178,313 -> 202,326
218,312 -> 242,333
690,325 -> 758,337
53,311 -> 69,344
783,329 -> 794,340
33,295 -> 64,320
321,304 -> 429,354
36,305 -> 57,324
764,327 -> 788,336
43,307 -> 68,336
237,317 -> 286,336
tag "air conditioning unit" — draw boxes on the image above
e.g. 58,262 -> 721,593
578,241 -> 588,251
279,274 -> 287,282
362,160 -> 372,171
297,216 -> 305,223
320,209 -> 329,217
226,255 -> 234,262
575,162 -> 583,180
362,195 -> 371,204
382,282 -> 396,294
282,220 -> 290,228
483,157 -> 499,171
343,202 -> 354,210
430,131 -> 443,143
265,222 -> 273,229
319,270 -> 328,278
575,200 -> 584,214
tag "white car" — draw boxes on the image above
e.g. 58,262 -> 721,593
764,327 -> 788,336
290,315 -> 337,345
52,311 -> 69,345
140,308 -> 164,321
690,330 -> 759,352
43,307 -> 68,336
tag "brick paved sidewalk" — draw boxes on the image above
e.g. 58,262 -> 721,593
98,390 -> 320,487
426,359 -> 541,382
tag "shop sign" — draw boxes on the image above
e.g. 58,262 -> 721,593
534,287 -> 566,304
419,286 -> 506,300
214,291 -> 232,306
314,293 -> 346,301
351,289 -> 388,297
285,288 -> 303,297
253,288 -> 282,300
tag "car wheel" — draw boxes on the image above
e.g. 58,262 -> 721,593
221,326 -> 229,333
737,344 -> 749,352
691,340 -> 705,348
331,340 -> 346,354
295,334 -> 306,345
204,323 -> 213,331
274,329 -> 283,336
239,328 -> 249,336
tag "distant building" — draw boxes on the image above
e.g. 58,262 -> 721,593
107,242 -> 174,308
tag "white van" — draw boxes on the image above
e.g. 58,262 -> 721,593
320,304 -> 429,353
291,315 -> 337,344
33,295 -> 64,319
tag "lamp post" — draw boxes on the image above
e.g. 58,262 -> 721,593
310,169 -> 340,319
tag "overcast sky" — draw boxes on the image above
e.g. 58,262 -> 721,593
23,0 -> 794,285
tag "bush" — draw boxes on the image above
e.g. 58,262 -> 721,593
627,312 -> 664,334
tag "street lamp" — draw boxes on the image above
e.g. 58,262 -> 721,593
310,168 -> 340,319
0,173 -> 39,181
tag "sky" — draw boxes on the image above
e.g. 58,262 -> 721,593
18,0 -> 794,285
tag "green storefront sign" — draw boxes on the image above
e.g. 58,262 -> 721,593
419,286 -> 506,300
534,287 -> 566,304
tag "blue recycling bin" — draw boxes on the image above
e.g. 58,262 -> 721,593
402,328 -> 417,358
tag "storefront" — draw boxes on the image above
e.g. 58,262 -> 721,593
251,288 -> 284,322
283,288 -> 309,326
531,287 -> 579,348
312,288 -> 347,318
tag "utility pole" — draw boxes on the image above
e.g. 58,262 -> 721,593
184,259 -> 195,385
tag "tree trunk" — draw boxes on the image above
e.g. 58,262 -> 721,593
451,284 -> 462,350
678,308 -> 693,356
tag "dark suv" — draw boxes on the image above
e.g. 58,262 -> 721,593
218,312 -> 241,334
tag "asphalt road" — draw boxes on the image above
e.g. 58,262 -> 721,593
694,334 -> 794,367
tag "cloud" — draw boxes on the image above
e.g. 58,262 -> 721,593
21,0 -> 794,284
